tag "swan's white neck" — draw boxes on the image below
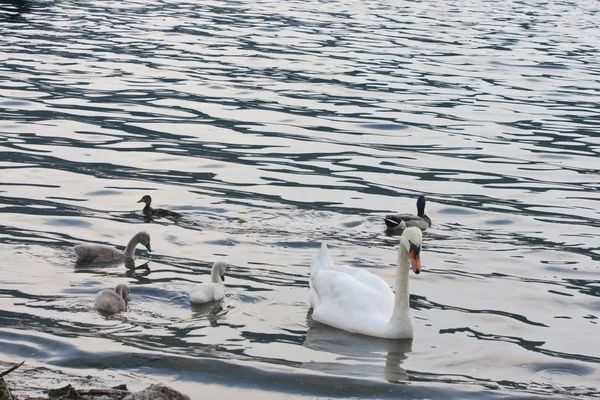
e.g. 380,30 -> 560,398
123,233 -> 140,258
211,268 -> 223,284
387,243 -> 413,336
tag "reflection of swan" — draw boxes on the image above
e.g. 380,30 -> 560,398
309,227 -> 422,339
74,231 -> 152,263
304,316 -> 413,382
124,259 -> 151,282
384,195 -> 432,231
124,259 -> 150,271
189,261 -> 228,304
137,195 -> 181,218
95,284 -> 129,313
191,302 -> 226,327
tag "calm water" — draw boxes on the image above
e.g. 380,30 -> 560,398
1,0 -> 599,398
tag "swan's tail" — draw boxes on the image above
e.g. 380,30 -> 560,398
311,243 -> 334,274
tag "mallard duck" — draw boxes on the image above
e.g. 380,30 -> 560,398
95,284 -> 129,313
189,261 -> 228,304
74,231 -> 151,263
309,227 -> 423,339
137,195 -> 181,218
384,195 -> 431,231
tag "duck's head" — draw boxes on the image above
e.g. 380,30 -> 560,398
115,284 -> 130,300
137,195 -> 152,206
416,195 -> 426,217
138,231 -> 152,252
400,227 -> 422,274
212,261 -> 228,282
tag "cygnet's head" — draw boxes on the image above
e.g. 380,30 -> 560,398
137,195 -> 152,206
400,227 -> 423,274
212,261 -> 228,282
114,284 -> 130,300
137,231 -> 152,252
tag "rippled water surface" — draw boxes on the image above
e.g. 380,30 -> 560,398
1,0 -> 599,398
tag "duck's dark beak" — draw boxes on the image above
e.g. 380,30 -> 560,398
145,243 -> 152,252
137,198 -> 145,203
221,274 -> 225,281
409,249 -> 421,274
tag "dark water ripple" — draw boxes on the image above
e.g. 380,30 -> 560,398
1,0 -> 600,398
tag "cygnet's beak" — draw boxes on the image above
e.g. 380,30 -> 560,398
220,274 -> 225,282
145,243 -> 152,252
409,249 -> 421,274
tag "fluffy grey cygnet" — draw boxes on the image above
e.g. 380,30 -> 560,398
95,284 -> 130,314
74,231 -> 151,263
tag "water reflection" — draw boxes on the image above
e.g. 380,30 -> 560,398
303,315 -> 412,383
0,0 -> 30,22
190,301 -> 227,328
1,0 -> 600,397
125,260 -> 152,282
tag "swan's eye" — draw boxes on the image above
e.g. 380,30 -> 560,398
409,241 -> 421,258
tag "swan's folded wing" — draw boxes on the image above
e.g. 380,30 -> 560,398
330,264 -> 394,299
189,283 -> 216,304
310,269 -> 394,320
310,243 -> 393,300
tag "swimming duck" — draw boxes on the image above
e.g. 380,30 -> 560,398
384,195 -> 431,231
74,231 -> 152,263
95,283 -> 129,313
309,227 -> 423,339
137,195 -> 181,218
189,261 -> 228,304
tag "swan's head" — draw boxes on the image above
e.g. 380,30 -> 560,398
400,227 -> 422,274
137,231 -> 152,252
137,195 -> 152,206
212,261 -> 228,282
416,195 -> 426,216
114,284 -> 130,300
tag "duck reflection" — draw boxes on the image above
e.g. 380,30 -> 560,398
303,315 -> 413,383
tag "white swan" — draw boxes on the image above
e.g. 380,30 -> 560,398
95,284 -> 129,313
74,231 -> 152,263
309,227 -> 423,339
189,261 -> 228,304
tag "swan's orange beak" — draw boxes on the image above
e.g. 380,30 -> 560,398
410,250 -> 421,274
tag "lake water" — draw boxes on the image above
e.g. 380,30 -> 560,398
0,0 -> 599,398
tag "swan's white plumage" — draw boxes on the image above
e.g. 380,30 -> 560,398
95,284 -> 129,314
309,228 -> 422,339
189,261 -> 228,304
189,284 -> 225,304
310,244 -> 394,316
